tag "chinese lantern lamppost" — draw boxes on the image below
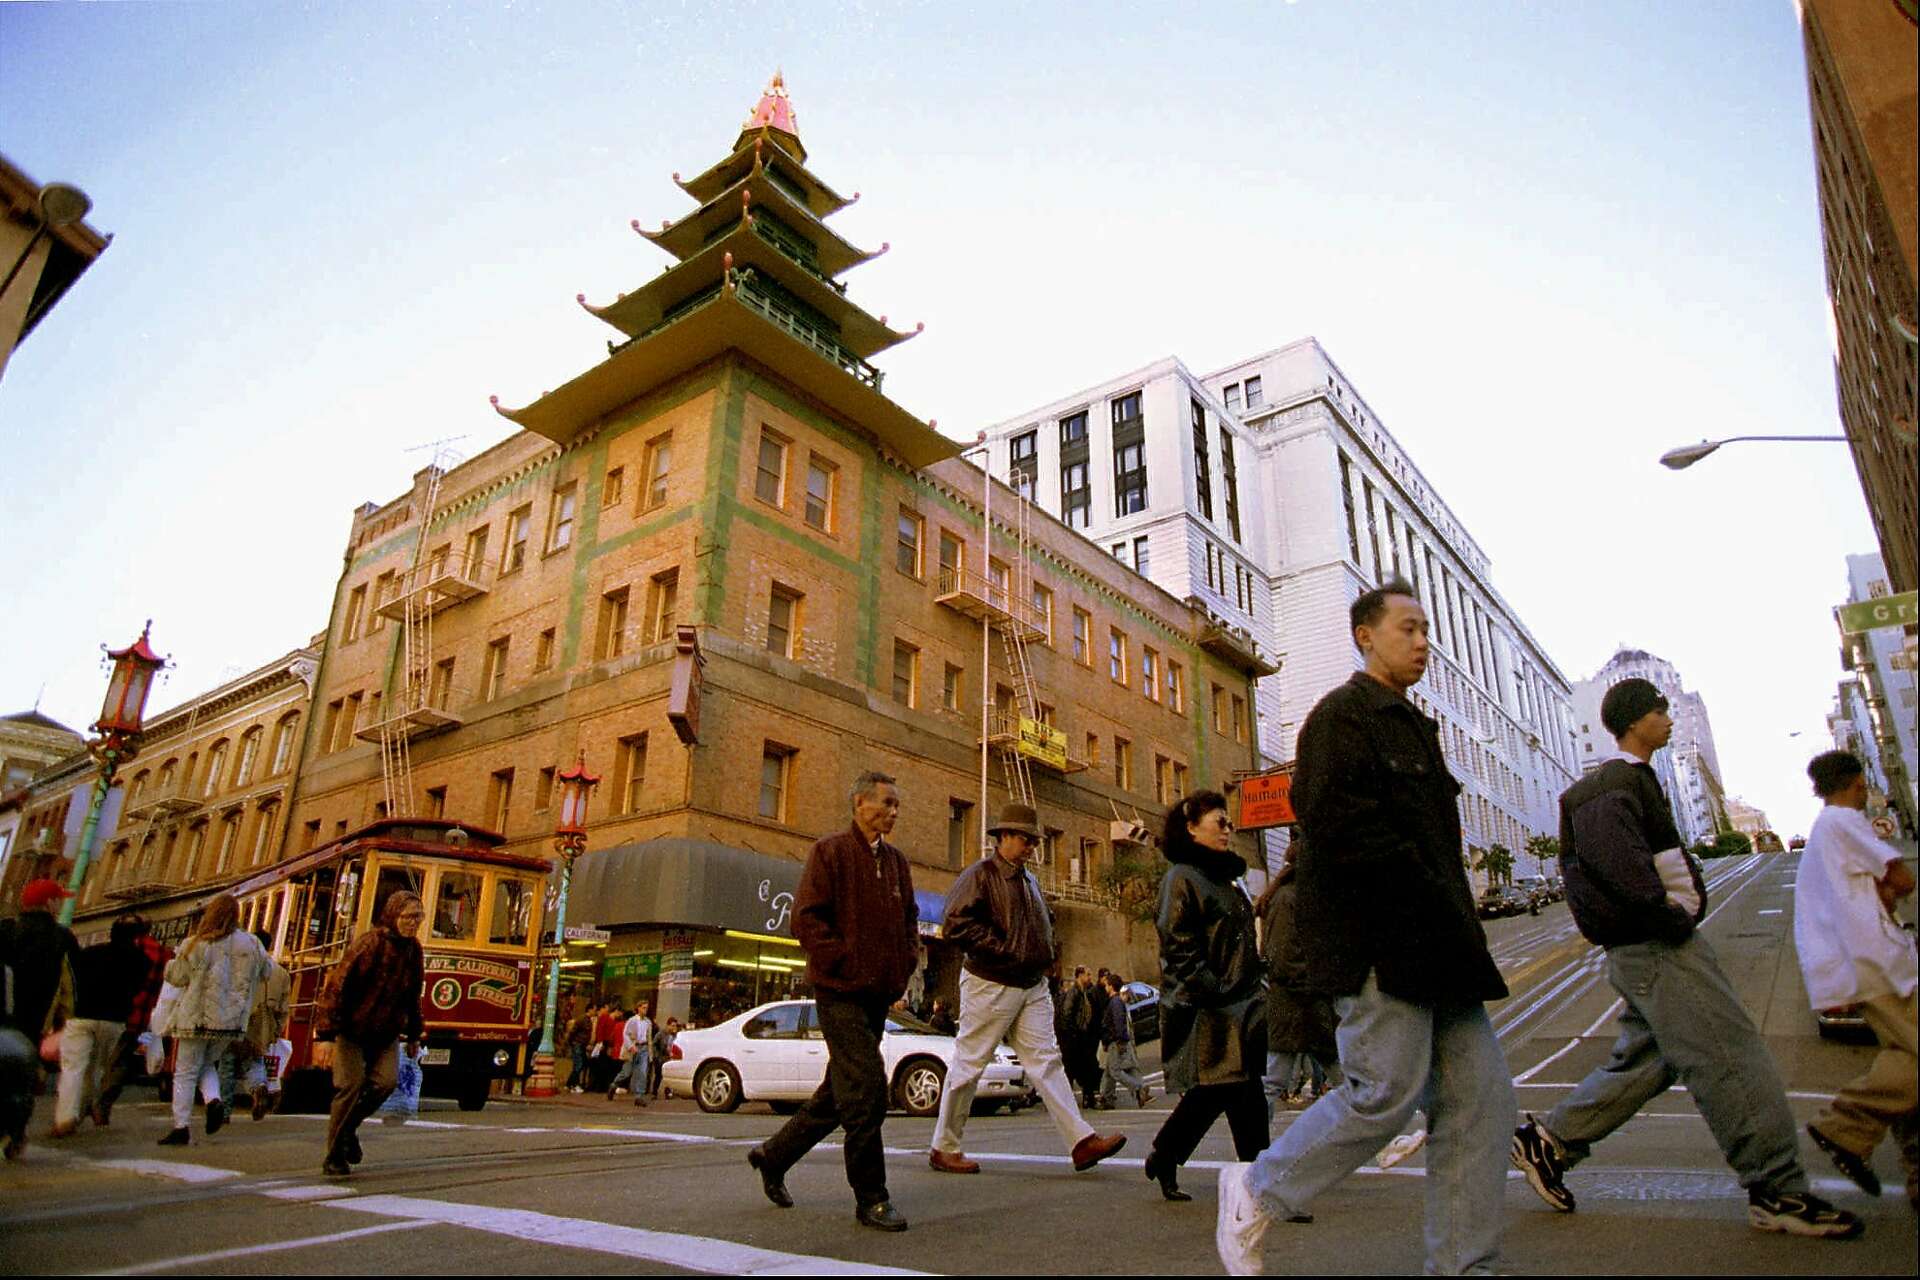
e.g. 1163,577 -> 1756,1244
59,622 -> 167,927
527,753 -> 599,1098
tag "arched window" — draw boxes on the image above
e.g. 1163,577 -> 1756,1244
202,740 -> 229,798
270,713 -> 301,775
129,770 -> 150,801
234,728 -> 263,788
158,758 -> 177,791
215,812 -> 243,875
181,753 -> 199,798
181,822 -> 208,882
251,801 -> 280,866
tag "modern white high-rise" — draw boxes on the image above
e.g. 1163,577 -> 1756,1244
980,337 -> 1580,880
1570,647 -> 1727,847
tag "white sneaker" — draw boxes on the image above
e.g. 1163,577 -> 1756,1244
1215,1162 -> 1272,1276
1375,1128 -> 1427,1170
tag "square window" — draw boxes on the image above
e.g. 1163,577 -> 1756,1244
645,569 -> 678,644
755,430 -> 788,506
615,733 -> 647,815
1142,647 -> 1160,701
533,768 -> 554,811
768,585 -> 801,658
642,433 -> 673,511
1109,628 -> 1128,684
602,466 -> 625,508
942,662 -> 963,712
547,484 -> 577,553
595,587 -> 630,661
534,627 -> 556,671
503,507 -> 531,574
759,744 -> 793,821
897,510 -> 924,577
1072,608 -> 1092,666
805,455 -> 837,531
484,637 -> 510,700
892,639 -> 919,707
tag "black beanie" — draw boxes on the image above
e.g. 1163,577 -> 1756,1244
1600,677 -> 1669,738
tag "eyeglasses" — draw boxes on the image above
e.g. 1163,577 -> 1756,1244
1211,814 -> 1234,831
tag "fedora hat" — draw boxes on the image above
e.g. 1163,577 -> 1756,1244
987,801 -> 1041,840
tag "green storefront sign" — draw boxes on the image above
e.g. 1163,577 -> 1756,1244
603,953 -> 664,981
1837,591 -> 1918,635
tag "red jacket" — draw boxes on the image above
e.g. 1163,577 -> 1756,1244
594,1010 -> 622,1049
793,825 -> 919,1001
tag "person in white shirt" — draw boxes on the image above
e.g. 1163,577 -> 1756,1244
1795,750 -> 1917,1208
607,1001 -> 653,1106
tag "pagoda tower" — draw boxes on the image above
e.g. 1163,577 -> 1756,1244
492,73 -> 953,469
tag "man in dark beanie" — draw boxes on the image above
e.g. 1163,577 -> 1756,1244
1512,678 -> 1862,1239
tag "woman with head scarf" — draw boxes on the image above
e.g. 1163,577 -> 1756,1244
313,890 -> 425,1177
158,893 -> 267,1146
1141,791 -> 1268,1202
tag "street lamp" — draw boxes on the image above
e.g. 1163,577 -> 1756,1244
1658,435 -> 1847,470
526,752 -> 599,1097
0,181 -> 94,304
59,622 -> 167,926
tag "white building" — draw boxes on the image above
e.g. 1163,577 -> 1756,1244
1835,551 -> 1918,836
980,337 -> 1580,881
1723,796 -> 1772,839
1571,648 -> 1727,847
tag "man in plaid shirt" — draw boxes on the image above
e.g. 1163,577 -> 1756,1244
93,917 -> 172,1126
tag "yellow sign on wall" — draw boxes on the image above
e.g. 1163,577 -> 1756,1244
1016,717 -> 1067,769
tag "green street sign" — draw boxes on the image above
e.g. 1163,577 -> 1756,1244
1837,591 -> 1918,635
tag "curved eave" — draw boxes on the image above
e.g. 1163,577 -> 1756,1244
637,170 -> 880,276
675,142 -> 852,218
494,288 -> 955,468
584,226 -> 918,359
731,124 -> 807,166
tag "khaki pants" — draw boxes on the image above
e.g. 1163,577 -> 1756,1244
1812,990 -> 1918,1169
54,1018 -> 124,1128
932,971 -> 1093,1156
326,1038 -> 399,1161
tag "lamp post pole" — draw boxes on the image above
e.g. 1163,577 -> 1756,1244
526,754 -> 598,1099
59,623 -> 166,928
1658,434 -> 1847,470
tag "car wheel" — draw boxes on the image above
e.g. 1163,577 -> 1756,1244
695,1061 -> 743,1114
894,1058 -> 945,1117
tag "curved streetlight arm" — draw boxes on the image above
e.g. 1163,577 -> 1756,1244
1659,435 -> 1848,471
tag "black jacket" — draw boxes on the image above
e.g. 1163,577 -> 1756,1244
1100,991 -> 1132,1046
1293,672 -> 1506,1005
793,826 -> 920,1001
72,939 -> 146,1023
1560,758 -> 1707,947
1260,875 -> 1337,1059
1157,851 -> 1265,1091
942,854 -> 1055,989
0,911 -> 79,1037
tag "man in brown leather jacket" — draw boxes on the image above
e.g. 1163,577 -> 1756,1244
928,801 -> 1125,1176
748,770 -> 919,1233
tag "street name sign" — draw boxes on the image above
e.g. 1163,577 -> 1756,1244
1837,591 -> 1918,635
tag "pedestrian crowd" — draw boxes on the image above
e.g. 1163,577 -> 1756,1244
1,579 -> 1911,1275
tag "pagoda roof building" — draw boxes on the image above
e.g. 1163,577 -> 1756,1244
496,74 -> 953,469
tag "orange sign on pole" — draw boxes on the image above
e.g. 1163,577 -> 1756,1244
1235,767 -> 1296,831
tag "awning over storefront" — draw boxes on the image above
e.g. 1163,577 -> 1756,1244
565,838 -> 805,937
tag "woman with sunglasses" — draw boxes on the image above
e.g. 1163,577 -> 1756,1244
1142,790 -> 1268,1202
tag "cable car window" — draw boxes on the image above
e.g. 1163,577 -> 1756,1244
488,876 -> 537,947
432,869 -> 484,941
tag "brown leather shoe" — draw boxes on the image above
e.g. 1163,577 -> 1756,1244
1071,1131 -> 1126,1171
928,1148 -> 980,1174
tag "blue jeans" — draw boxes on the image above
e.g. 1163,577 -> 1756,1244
1246,974 -> 1513,1276
566,1045 -> 588,1088
1543,935 -> 1807,1195
610,1047 -> 650,1094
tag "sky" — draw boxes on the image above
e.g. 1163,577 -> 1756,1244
0,1 -> 1886,836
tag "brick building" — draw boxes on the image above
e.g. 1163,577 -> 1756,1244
287,77 -> 1271,1029
1799,0 -> 1918,595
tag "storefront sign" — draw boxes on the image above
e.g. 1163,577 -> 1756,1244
602,952 -> 663,980
1015,717 -> 1068,769
667,625 -> 705,746
1234,767 -> 1296,831
661,928 -> 695,991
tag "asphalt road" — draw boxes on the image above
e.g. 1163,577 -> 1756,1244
2,851 -> 1914,1275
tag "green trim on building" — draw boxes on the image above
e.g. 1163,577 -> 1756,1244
694,367 -> 748,627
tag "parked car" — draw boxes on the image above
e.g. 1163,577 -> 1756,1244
1512,878 -> 1552,911
1121,980 -> 1160,1044
1476,886 -> 1536,919
661,1000 -> 1030,1117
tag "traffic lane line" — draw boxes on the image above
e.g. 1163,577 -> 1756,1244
92,1220 -> 435,1276
326,1194 -> 931,1276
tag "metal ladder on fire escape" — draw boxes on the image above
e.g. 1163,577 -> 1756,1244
375,444 -> 459,818
991,492 -> 1042,812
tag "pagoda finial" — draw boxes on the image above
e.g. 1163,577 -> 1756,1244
740,70 -> 800,141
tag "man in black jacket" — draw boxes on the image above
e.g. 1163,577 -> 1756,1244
1216,582 -> 1513,1277
749,770 -> 919,1233
1511,679 -> 1861,1239
928,802 -> 1124,1175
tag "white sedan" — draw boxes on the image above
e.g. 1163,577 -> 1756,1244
663,1000 -> 1030,1117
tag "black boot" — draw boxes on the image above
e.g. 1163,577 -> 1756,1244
1143,1150 -> 1191,1201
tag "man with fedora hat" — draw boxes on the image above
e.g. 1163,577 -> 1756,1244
929,800 -> 1126,1176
